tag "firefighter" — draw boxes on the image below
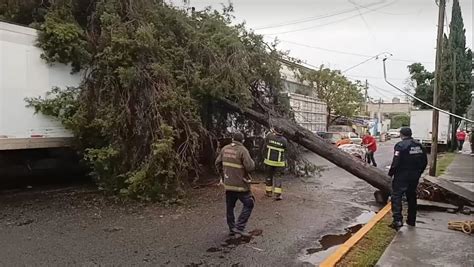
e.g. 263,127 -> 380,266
215,132 -> 255,237
388,127 -> 428,230
263,128 -> 288,200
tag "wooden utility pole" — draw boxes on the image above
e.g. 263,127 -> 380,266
364,79 -> 369,114
451,53 -> 457,151
429,0 -> 446,176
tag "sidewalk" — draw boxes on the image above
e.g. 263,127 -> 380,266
441,141 -> 474,192
376,152 -> 474,267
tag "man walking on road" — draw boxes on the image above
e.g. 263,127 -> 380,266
362,130 -> 377,167
456,129 -> 467,151
215,132 -> 255,237
263,128 -> 288,200
388,127 -> 428,230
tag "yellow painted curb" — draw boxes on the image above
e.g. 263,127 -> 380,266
319,202 -> 392,267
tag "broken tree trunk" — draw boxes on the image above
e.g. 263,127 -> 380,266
220,99 -> 392,193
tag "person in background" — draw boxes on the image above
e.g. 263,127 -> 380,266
215,132 -> 255,237
456,129 -> 466,151
388,127 -> 428,230
362,130 -> 377,167
470,129 -> 474,155
263,128 -> 288,200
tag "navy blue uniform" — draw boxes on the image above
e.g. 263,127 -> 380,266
388,137 -> 428,225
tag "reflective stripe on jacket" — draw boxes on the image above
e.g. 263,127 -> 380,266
215,141 -> 255,192
263,133 -> 288,167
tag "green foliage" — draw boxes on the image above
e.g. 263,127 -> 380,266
37,5 -> 91,72
410,0 -> 472,117
23,0 -> 287,200
408,63 -> 435,109
25,86 -> 80,129
297,65 -> 364,127
390,114 -> 410,129
0,0 -> 49,26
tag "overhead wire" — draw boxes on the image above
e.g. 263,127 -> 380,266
253,1 -> 384,30
263,0 -> 395,35
348,0 -> 376,42
273,39 -> 434,65
383,58 -> 474,123
350,0 -> 421,16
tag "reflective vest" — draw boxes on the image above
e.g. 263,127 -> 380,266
264,133 -> 287,167
217,142 -> 255,192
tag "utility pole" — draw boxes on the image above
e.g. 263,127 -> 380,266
378,98 -> 382,138
429,0 -> 446,176
450,53 -> 457,151
365,79 -> 369,114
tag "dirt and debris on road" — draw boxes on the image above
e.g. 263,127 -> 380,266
0,144 -> 395,266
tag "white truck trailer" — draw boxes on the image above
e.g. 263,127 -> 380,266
0,21 -> 81,149
0,22 -> 83,179
410,109 -> 450,149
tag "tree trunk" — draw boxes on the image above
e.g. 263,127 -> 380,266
326,107 -> 331,130
220,99 -> 392,193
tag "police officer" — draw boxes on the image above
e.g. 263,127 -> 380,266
388,127 -> 428,230
263,128 -> 288,200
215,132 -> 255,237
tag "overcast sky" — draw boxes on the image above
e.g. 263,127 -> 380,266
172,0 -> 473,102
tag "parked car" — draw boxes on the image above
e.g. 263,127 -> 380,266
323,132 -> 362,145
387,128 -> 401,138
323,132 -> 343,144
346,132 -> 362,144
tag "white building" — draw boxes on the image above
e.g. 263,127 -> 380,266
280,60 -> 328,132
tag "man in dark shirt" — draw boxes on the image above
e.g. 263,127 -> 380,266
388,127 -> 428,230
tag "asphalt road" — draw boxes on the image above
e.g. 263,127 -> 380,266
0,140 -> 397,266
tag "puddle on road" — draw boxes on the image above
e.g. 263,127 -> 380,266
305,224 -> 363,255
300,210 -> 376,264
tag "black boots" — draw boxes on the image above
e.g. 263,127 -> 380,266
389,221 -> 403,230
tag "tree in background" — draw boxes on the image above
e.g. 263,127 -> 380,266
390,114 -> 410,129
409,0 -> 472,117
408,63 -> 435,109
298,65 -> 364,129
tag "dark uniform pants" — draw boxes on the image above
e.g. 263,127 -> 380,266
226,191 -> 254,231
366,151 -> 377,167
391,173 -> 420,224
458,140 -> 465,150
265,166 -> 284,195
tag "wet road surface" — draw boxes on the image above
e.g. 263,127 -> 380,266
0,140 -> 397,266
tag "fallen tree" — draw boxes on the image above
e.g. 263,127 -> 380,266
219,98 -> 393,193
12,0 -> 391,199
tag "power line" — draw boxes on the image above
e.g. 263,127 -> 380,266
276,39 -> 369,57
346,74 -> 406,81
263,0 -> 395,35
348,0 -> 376,42
253,1 -> 384,30
274,39 -> 434,65
368,82 -> 401,96
350,0 -> 421,16
383,58 -> 474,123
342,52 -> 393,73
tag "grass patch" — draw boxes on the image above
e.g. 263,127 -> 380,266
336,213 -> 396,267
436,153 -> 456,176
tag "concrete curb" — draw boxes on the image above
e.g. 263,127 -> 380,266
319,203 -> 392,267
